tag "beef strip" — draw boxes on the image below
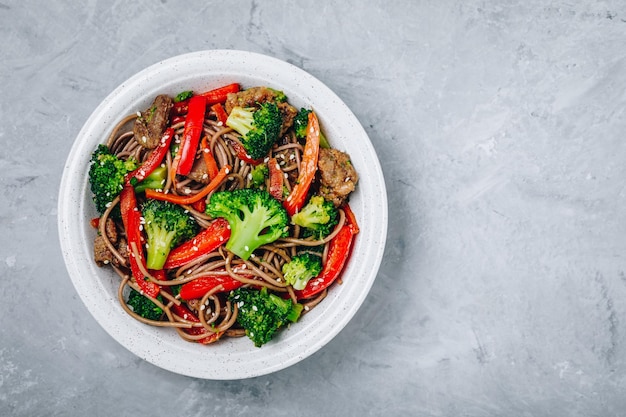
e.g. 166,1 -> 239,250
224,86 -> 278,113
94,219 -> 127,267
224,86 -> 297,135
187,157 -> 210,184
133,94 -> 173,149
317,148 -> 358,207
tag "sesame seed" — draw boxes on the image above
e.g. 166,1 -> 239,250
136,111 -> 141,117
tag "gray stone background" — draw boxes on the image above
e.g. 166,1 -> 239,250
2,1 -> 626,416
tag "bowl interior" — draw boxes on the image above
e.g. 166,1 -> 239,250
58,50 -> 387,379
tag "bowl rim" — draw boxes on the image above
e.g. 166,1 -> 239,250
58,49 -> 388,379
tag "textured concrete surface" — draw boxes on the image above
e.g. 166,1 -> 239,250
2,1 -> 626,416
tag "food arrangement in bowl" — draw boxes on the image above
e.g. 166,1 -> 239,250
90,82 -> 360,348
58,50 -> 387,379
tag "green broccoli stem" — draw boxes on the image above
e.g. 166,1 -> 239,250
145,228 -> 179,270
225,211 -> 265,260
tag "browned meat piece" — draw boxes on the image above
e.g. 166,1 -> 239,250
133,94 -> 173,149
117,238 -> 129,262
277,101 -> 298,136
93,228 -> 128,266
104,218 -> 118,245
94,234 -> 113,266
317,148 -> 358,207
224,86 -> 278,113
187,157 -> 210,184
225,86 -> 298,136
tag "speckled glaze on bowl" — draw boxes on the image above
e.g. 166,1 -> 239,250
58,50 -> 387,379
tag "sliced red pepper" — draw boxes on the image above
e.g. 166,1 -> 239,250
294,222 -> 356,300
230,140 -> 263,165
170,115 -> 186,125
211,103 -> 229,125
171,100 -> 189,116
90,217 -> 100,229
268,157 -> 283,201
342,203 -> 360,234
284,112 -> 320,216
125,127 -> 174,184
167,296 -> 223,344
163,217 -> 231,269
119,185 -> 161,298
176,95 -> 207,176
170,84 -> 240,117
191,199 -> 206,213
200,136 -> 220,180
180,274 -> 244,300
145,164 -> 231,205
199,83 -> 240,105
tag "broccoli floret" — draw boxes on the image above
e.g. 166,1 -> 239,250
229,287 -> 303,347
267,87 -> 287,102
127,289 -> 164,320
282,253 -> 322,290
226,102 -> 282,159
141,199 -> 198,269
88,144 -> 138,215
174,90 -> 193,102
133,165 -> 167,193
205,188 -> 289,260
249,163 -> 269,188
291,195 -> 339,239
293,108 -> 330,148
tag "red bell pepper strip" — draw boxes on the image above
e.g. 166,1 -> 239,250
176,95 -> 207,176
294,222 -> 356,300
145,164 -> 231,205
230,140 -> 263,165
163,218 -> 231,269
90,217 -> 100,229
200,136 -> 220,180
167,297 -> 223,344
342,203 -> 360,234
283,112 -> 320,216
180,274 -> 244,300
211,103 -> 229,125
170,83 -> 240,117
268,157 -> 283,201
125,127 -> 174,185
191,199 -> 206,213
199,83 -> 240,105
171,100 -> 189,116
119,185 -> 161,298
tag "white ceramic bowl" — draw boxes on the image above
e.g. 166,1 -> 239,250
58,50 -> 387,379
